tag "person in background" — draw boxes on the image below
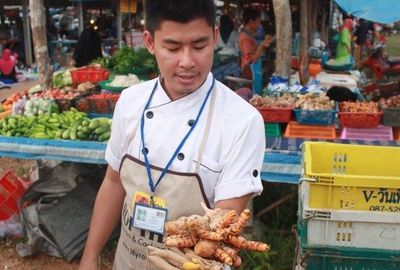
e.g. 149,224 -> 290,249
372,23 -> 385,48
335,18 -> 353,64
217,12 -> 239,56
353,18 -> 371,65
79,0 -> 265,269
73,26 -> 103,67
0,49 -> 18,83
238,8 -> 273,70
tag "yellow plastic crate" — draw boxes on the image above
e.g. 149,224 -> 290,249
301,142 -> 400,212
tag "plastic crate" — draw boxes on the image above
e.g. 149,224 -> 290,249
264,123 -> 282,137
298,201 -> 400,250
295,212 -> 400,270
257,107 -> 293,123
0,171 -> 25,220
294,109 -> 337,125
70,67 -> 109,83
75,97 -> 90,113
295,245 -> 400,270
340,125 -> 393,141
55,98 -> 76,112
108,94 -> 120,113
300,142 -> 400,213
284,122 -> 336,139
338,111 -> 383,128
87,97 -> 111,114
383,107 -> 400,127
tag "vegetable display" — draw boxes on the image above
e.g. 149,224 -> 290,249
148,203 -> 269,270
0,108 -> 111,142
92,47 -> 158,76
340,101 -> 380,113
295,94 -> 334,110
379,95 -> 400,109
249,93 -> 296,108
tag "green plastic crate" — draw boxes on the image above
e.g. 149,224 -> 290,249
299,252 -> 400,270
296,210 -> 400,270
264,123 -> 282,137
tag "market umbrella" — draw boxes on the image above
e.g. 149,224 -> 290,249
335,0 -> 400,24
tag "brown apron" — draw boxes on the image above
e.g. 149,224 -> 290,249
113,86 -> 216,270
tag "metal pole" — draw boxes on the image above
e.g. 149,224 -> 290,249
116,0 -> 123,47
128,0 -> 132,29
78,0 -> 84,34
23,0 -> 33,66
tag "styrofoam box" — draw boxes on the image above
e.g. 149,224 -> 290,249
299,208 -> 400,250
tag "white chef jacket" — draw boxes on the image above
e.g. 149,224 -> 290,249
105,73 -> 265,207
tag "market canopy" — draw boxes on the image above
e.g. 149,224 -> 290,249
335,0 -> 400,24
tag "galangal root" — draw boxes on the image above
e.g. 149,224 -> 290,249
163,203 -> 270,267
147,246 -> 223,270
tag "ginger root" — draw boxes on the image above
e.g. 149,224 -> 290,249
164,205 -> 270,266
194,239 -> 218,258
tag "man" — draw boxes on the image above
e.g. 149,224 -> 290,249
79,1 -> 265,269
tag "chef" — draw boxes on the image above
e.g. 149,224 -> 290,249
79,1 -> 265,269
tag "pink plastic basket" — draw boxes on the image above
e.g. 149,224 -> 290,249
340,125 -> 393,141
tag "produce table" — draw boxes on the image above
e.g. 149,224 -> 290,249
0,136 -> 107,164
1,135 -> 399,183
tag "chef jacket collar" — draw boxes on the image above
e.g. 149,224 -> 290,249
147,72 -> 214,117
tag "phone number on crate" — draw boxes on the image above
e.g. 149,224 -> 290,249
369,205 -> 400,212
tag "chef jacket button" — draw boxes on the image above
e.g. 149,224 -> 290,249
146,111 -> 154,119
177,153 -> 185,160
142,147 -> 149,155
187,119 -> 195,127
252,169 -> 258,177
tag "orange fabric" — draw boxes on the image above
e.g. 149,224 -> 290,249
239,31 -> 256,69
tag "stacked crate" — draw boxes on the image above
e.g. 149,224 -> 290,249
295,142 -> 400,270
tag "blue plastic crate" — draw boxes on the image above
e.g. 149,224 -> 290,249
294,108 -> 337,125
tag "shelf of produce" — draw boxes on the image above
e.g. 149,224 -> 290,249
0,136 -> 107,164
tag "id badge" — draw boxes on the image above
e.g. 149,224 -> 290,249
132,203 -> 168,235
132,191 -> 166,208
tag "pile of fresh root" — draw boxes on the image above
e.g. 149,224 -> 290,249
147,246 -> 223,270
148,203 -> 270,269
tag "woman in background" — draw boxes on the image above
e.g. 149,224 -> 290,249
0,49 -> 17,83
73,26 -> 102,67
238,8 -> 272,70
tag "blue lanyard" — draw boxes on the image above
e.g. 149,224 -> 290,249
140,78 -> 215,193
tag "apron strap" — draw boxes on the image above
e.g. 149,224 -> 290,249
195,85 -> 217,175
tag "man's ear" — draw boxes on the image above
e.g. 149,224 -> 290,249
213,27 -> 219,49
143,30 -> 155,55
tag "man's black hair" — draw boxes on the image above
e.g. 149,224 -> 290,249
144,0 -> 216,35
242,8 -> 261,25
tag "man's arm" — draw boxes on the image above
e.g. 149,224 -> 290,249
79,165 -> 125,270
215,193 -> 253,214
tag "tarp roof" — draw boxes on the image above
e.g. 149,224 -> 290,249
335,0 -> 400,24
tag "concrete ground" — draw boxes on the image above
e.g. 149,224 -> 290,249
0,80 -> 38,102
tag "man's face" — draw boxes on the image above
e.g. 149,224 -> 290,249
144,18 -> 218,100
